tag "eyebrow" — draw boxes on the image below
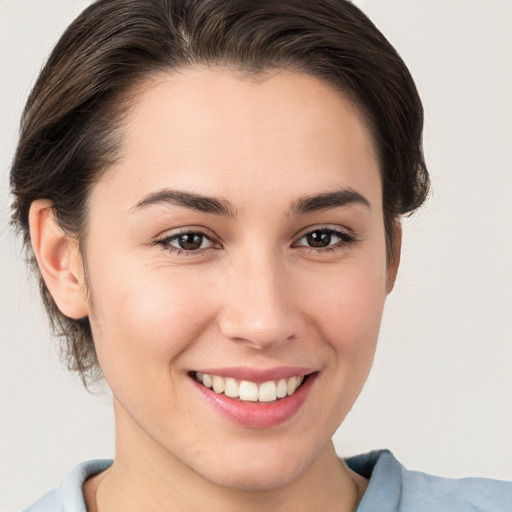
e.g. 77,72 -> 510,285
130,187 -> 370,217
130,189 -> 236,217
290,188 -> 370,215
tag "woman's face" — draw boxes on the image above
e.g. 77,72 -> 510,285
81,67 -> 394,489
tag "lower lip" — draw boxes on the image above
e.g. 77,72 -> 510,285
191,374 -> 317,429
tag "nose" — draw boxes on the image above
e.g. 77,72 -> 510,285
217,251 -> 305,350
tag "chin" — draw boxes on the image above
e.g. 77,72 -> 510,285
203,460 -> 307,492
189,441 -> 316,492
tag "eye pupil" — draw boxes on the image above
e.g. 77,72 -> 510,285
307,230 -> 331,248
178,233 -> 203,250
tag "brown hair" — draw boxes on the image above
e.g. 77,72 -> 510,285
10,0 -> 429,386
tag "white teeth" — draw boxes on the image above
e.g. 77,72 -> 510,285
259,381 -> 277,402
202,373 -> 212,388
212,375 -> 225,393
195,373 -> 307,403
276,378 -> 287,398
224,377 -> 239,398
287,376 -> 299,395
239,380 -> 259,401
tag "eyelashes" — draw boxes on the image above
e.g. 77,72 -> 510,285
293,228 -> 356,252
153,229 -> 218,256
153,226 -> 357,257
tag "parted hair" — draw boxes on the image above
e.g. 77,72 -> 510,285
10,0 -> 429,386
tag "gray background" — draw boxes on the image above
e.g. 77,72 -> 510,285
1,1 -> 511,510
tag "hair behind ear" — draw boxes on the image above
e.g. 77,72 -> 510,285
386,220 -> 402,294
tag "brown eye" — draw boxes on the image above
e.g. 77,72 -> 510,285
305,230 -> 333,248
157,231 -> 215,253
295,228 -> 355,251
176,233 -> 204,250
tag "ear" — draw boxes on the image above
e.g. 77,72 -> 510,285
386,220 -> 402,294
29,199 -> 88,319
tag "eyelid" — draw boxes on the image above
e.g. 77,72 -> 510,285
154,225 -> 217,240
153,227 -> 221,254
293,224 -> 356,241
292,225 -> 357,251
151,224 -> 357,256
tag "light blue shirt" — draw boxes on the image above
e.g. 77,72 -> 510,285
24,450 -> 512,511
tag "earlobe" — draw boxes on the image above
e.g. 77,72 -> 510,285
29,199 -> 88,319
386,221 -> 402,294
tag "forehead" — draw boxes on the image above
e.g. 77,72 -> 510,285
93,67 -> 381,211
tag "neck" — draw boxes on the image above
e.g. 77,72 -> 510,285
87,401 -> 367,512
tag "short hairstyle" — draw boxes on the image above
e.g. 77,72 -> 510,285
10,0 -> 429,386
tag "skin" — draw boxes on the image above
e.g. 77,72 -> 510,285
30,67 -> 400,511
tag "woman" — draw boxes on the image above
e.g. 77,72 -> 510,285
7,0 -> 511,510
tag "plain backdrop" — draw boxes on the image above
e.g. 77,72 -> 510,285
1,1 -> 511,510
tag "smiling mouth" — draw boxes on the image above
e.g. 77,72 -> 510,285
192,372 -> 310,403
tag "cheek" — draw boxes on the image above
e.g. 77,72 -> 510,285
290,253 -> 387,431
86,258 -> 214,386
302,254 -> 387,364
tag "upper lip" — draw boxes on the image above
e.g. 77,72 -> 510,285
192,366 -> 316,383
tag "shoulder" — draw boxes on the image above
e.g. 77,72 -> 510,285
346,450 -> 512,512
23,488 -> 63,512
400,465 -> 512,512
23,459 -> 113,512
